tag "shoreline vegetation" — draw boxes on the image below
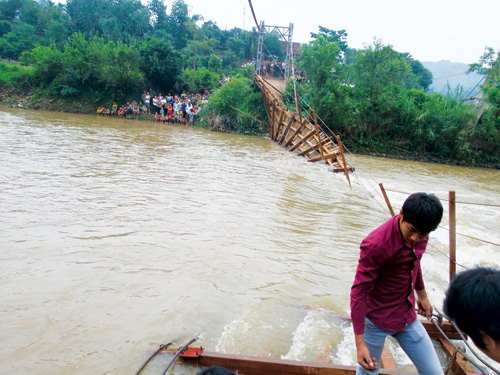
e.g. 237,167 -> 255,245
0,0 -> 498,169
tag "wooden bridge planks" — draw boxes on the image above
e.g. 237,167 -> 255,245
254,75 -> 354,176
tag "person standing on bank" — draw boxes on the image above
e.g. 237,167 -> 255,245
351,192 -> 444,375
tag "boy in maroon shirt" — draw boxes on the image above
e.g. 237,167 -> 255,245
351,192 -> 443,375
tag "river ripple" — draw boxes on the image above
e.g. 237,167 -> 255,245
1,107 -> 499,374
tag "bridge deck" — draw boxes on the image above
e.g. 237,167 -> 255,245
254,75 -> 353,181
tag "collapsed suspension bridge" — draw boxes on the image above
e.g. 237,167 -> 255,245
248,4 -> 354,187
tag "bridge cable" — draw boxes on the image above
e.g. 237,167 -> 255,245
247,0 -> 260,30
464,75 -> 487,100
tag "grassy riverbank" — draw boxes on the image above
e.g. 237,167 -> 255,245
2,61 -> 499,170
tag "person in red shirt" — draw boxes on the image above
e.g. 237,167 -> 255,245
351,192 -> 443,375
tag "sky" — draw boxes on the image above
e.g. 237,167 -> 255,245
166,0 -> 500,64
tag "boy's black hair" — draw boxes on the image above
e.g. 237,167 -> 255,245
443,267 -> 500,348
197,366 -> 238,375
401,192 -> 443,233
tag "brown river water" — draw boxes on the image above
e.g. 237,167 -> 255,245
1,107 -> 499,374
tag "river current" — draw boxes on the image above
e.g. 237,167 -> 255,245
1,107 -> 499,374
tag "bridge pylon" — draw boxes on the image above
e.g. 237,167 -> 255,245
255,22 -> 294,82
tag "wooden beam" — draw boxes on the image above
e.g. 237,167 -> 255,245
275,108 -> 285,142
298,139 -> 333,157
337,135 -> 351,188
422,320 -> 466,340
307,152 -> 339,163
173,350 -> 413,375
437,337 -> 477,375
270,102 -> 276,140
380,344 -> 396,370
449,191 -> 456,282
285,118 -> 308,148
289,129 -> 316,152
379,183 -> 395,217
279,116 -> 295,144
313,110 -> 324,160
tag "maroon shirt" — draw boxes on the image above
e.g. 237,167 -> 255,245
350,215 -> 427,335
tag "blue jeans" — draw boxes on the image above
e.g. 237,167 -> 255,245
357,318 -> 442,375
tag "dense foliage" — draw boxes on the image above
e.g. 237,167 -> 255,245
284,29 -> 500,165
0,0 -> 259,102
0,0 -> 498,165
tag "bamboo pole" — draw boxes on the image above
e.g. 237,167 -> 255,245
337,135 -> 351,188
313,110 -> 324,160
379,183 -> 395,216
449,191 -> 456,282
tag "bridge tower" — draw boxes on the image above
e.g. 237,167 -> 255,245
255,22 -> 294,82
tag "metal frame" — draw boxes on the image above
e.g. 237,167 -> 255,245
255,22 -> 294,81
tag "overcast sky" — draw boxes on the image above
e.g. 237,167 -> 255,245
168,0 -> 499,64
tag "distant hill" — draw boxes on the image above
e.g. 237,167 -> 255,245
422,60 -> 484,97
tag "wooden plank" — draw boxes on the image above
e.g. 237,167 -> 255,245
308,152 -> 339,163
275,108 -> 285,142
289,129 -> 316,152
174,350 -> 415,375
381,344 -> 397,370
285,118 -> 307,148
298,139 -> 333,157
437,337 -> 477,375
279,116 -> 295,144
421,321 -> 466,340
270,102 -> 276,140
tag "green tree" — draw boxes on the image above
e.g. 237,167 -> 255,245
0,22 -> 37,59
298,34 -> 341,91
148,0 -> 168,31
201,77 -> 266,134
310,26 -> 349,53
179,66 -> 218,93
137,36 -> 181,93
208,53 -> 222,73
400,52 -> 433,90
262,33 -> 284,61
167,0 -> 195,50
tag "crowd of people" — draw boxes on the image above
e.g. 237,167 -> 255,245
96,89 -> 211,126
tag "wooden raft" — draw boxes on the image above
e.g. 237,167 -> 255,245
254,75 -> 354,178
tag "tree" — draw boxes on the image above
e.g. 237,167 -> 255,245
400,52 -> 433,90
208,53 -> 221,73
310,26 -> 349,53
468,47 -> 500,122
137,36 -> 181,93
262,33 -> 284,61
0,22 -> 37,59
148,0 -> 168,32
167,0 -> 195,50
298,34 -> 341,91
66,0 -> 150,40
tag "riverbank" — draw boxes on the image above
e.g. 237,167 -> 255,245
2,87 -> 499,170
0,86 -> 96,114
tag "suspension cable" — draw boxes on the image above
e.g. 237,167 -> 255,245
247,0 -> 260,30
